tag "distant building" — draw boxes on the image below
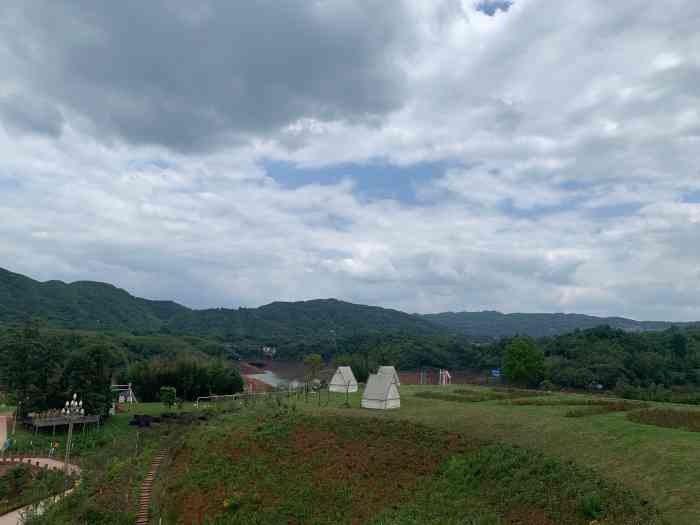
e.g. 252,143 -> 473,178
329,366 -> 358,393
362,373 -> 400,410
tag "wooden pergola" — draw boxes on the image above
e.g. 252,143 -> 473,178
24,414 -> 101,436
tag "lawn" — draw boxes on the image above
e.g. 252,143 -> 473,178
8,386 -> 700,524
152,406 -> 659,524
305,385 -> 700,525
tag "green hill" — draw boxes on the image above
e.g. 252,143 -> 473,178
2,266 -> 692,340
0,267 -> 188,332
421,310 -> 686,338
0,268 -> 440,338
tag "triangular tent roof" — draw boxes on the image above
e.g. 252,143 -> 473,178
362,373 -> 400,401
329,366 -> 358,388
377,366 -> 400,386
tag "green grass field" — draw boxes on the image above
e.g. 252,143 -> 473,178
9,385 -> 700,524
304,385 -> 700,524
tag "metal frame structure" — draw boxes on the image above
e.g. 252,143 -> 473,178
111,383 -> 138,404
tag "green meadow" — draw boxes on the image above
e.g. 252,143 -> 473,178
13,385 -> 700,524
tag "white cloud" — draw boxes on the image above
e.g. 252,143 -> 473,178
1,1 -> 700,320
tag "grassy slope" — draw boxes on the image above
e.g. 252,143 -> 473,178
18,403 -> 192,525
12,386 -> 700,524
153,408 -> 658,525
305,386 -> 700,525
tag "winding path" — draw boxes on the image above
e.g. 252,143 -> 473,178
0,414 -> 81,525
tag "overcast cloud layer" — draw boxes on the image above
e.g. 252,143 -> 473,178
1,0 -> 699,320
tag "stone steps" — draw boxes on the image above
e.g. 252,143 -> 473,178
134,448 -> 168,525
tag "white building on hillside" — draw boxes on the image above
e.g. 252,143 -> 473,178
329,366 -> 358,393
361,373 -> 400,410
377,365 -> 400,386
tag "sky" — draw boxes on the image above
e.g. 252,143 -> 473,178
1,0 -> 699,320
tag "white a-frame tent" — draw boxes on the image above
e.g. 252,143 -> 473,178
377,365 -> 401,386
329,366 -> 359,393
361,373 -> 400,410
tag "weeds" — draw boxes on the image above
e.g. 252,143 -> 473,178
628,408 -> 700,432
415,387 -> 546,404
565,401 -> 649,417
152,411 -> 660,525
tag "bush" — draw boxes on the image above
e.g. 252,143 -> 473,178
159,386 -> 177,408
579,493 -> 605,519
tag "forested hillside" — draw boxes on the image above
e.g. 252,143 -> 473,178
0,267 -> 188,333
422,310 -> 689,338
0,268 -> 440,338
4,267 -> 694,341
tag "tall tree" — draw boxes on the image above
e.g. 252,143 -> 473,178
503,336 -> 545,387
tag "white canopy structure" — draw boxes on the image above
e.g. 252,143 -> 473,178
361,373 -> 400,410
111,383 -> 137,404
377,365 -> 400,386
329,366 -> 358,393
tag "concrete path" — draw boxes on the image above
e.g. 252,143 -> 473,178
0,457 -> 80,525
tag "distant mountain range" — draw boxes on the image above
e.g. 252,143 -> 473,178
421,311 -> 691,338
0,267 -> 439,338
0,267 -> 692,339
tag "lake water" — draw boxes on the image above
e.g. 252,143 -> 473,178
246,361 -> 305,387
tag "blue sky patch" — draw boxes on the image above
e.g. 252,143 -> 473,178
263,160 -> 458,204
681,191 -> 700,203
476,1 -> 514,16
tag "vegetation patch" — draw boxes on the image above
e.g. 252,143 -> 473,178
564,401 -> 650,418
0,464 -> 67,515
22,404 -> 198,525
508,398 -> 646,408
155,410 -> 473,524
415,387 -> 546,404
628,408 -> 700,432
153,408 -> 659,524
415,391 -> 496,403
373,443 -> 660,525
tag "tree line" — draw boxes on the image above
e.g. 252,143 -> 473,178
0,323 -> 244,416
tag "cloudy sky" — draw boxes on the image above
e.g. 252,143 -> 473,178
1,1 -> 699,320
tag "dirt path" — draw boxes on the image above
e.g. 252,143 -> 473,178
0,416 -> 7,447
0,458 -> 80,525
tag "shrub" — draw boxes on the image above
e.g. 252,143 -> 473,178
159,386 -> 177,409
579,493 -> 605,519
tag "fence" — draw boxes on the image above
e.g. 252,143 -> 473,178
398,369 -> 494,386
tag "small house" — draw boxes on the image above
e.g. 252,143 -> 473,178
377,365 -> 400,386
361,373 -> 400,410
329,366 -> 359,393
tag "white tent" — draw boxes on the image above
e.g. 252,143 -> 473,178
377,366 -> 400,386
361,373 -> 400,410
329,366 -> 359,393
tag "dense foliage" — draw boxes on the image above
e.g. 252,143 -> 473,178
126,358 -> 243,402
3,264 -> 700,401
0,323 -> 244,413
0,323 -> 115,416
502,336 -> 545,386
